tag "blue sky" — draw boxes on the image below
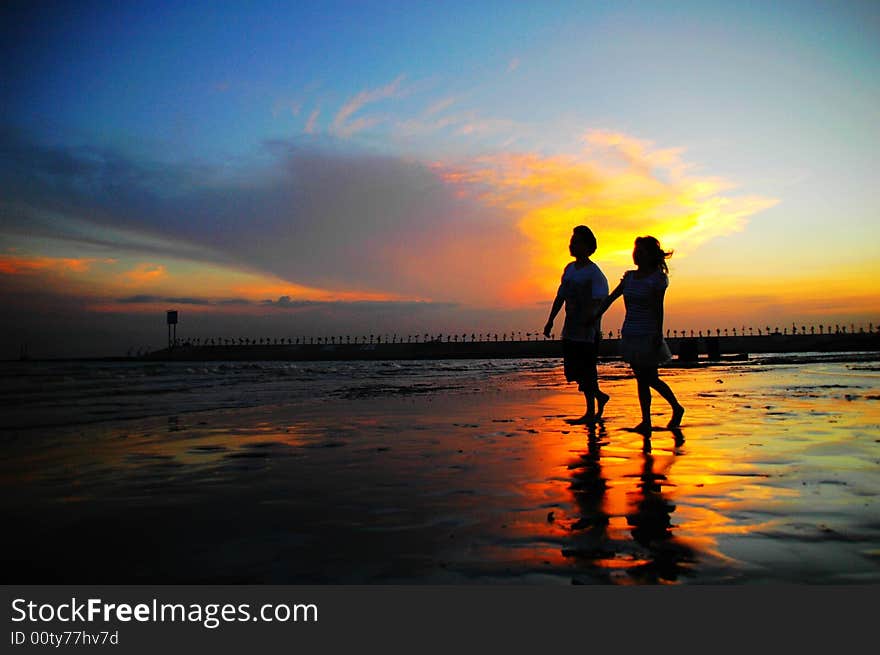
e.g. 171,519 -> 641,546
6,1 -> 876,157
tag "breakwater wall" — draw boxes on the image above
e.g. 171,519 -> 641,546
144,332 -> 880,362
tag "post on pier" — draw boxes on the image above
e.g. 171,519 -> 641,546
167,310 -> 178,349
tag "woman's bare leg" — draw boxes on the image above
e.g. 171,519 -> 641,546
649,377 -> 684,427
633,366 -> 653,432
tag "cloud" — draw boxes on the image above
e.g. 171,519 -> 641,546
116,294 -> 162,304
438,130 -> 778,297
122,263 -> 167,285
331,75 -> 405,137
304,108 -> 320,134
0,254 -> 113,275
216,298 -> 255,306
0,128 -> 526,307
116,294 -> 216,306
405,98 -> 456,136
424,97 -> 457,116
110,293 -> 458,314
395,108 -> 518,142
0,125 -> 776,313
337,115 -> 382,136
259,295 -> 459,312
456,117 -> 518,136
396,115 -> 460,138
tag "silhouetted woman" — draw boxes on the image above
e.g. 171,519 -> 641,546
594,236 -> 684,432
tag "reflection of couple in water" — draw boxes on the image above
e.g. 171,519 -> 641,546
566,424 -> 691,583
544,226 -> 685,433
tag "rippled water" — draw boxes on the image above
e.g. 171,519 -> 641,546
2,352 -> 875,431
0,358 -> 569,430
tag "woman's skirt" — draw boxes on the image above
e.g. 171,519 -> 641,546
619,334 -> 673,368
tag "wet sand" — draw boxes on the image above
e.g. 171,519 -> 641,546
3,360 -> 879,584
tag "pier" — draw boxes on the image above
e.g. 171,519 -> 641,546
143,331 -> 880,363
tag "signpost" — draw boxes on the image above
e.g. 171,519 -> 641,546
167,310 -> 178,349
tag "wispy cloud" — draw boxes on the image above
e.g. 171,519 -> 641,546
456,117 -> 518,136
332,75 -> 405,137
393,97 -> 459,137
338,115 -> 382,136
395,103 -> 518,141
304,108 -> 320,134
396,115 -> 460,138
424,97 -> 457,116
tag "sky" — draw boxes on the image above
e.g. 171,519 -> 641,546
1,0 -> 878,357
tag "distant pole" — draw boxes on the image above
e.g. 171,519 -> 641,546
166,310 -> 178,349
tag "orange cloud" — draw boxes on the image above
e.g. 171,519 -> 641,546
122,263 -> 168,285
84,278 -> 414,315
0,255 -> 113,275
437,131 -> 778,300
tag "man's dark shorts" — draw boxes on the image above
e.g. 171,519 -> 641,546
562,338 -> 599,392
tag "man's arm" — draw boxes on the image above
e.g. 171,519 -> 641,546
543,295 -> 564,338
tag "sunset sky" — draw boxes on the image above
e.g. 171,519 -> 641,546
2,1 -> 878,357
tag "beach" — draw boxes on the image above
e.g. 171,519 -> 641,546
2,355 -> 878,584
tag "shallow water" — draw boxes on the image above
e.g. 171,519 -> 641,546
2,355 -> 878,583
0,358 -> 559,430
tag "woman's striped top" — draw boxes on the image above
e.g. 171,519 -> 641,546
621,270 -> 668,337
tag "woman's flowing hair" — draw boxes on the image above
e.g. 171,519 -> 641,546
634,236 -> 673,274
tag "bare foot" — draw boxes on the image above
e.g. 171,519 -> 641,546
670,427 -> 685,447
667,404 -> 685,428
596,392 -> 610,419
633,421 -> 652,434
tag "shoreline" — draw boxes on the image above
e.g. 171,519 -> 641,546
4,349 -> 879,371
